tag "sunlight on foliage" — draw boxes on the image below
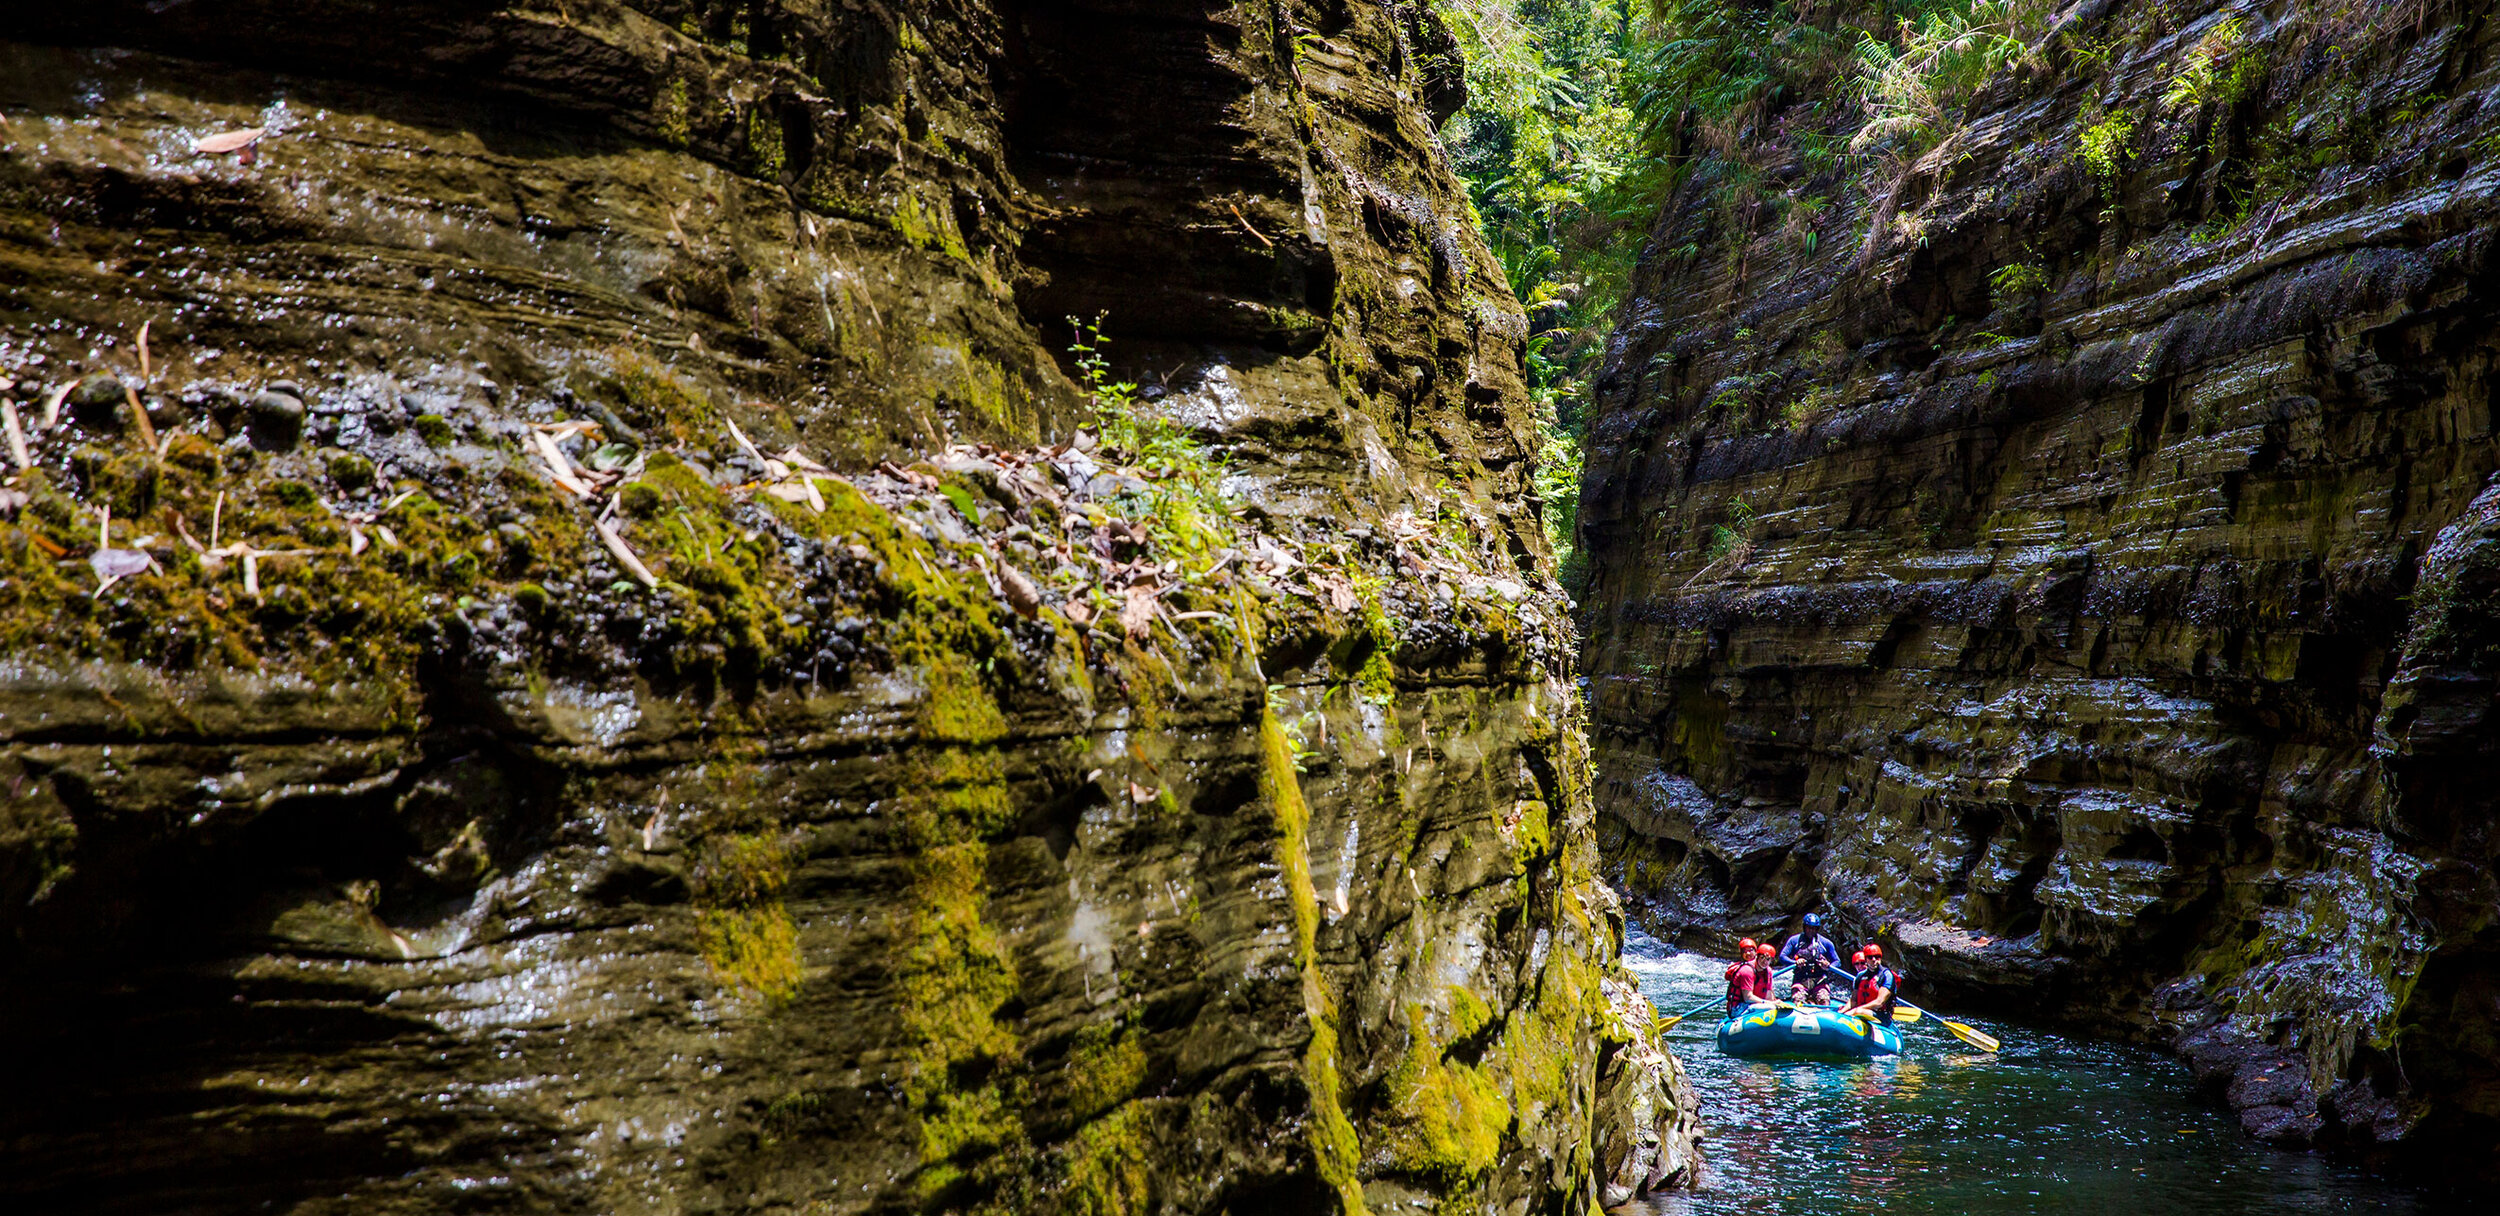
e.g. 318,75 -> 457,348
1848,1 -> 2046,160
2161,16 -> 2262,111
2079,111 -> 2136,186
1067,315 -> 1230,567
1433,3 -> 2063,595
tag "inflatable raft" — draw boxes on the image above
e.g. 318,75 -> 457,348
1715,1003 -> 1904,1060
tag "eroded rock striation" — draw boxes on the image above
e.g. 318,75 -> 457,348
0,2 -> 1692,1212
1582,0 -> 2499,1169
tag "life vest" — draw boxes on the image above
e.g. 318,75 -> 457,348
1782,933 -> 1839,978
1724,961 -> 1756,1004
1853,965 -> 1897,1020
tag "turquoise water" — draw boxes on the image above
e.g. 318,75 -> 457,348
1619,927 -> 2431,1214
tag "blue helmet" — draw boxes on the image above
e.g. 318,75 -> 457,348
1802,913 -> 1823,929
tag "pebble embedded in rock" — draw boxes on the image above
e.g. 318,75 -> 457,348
1086,472 -> 1151,500
248,390 -> 307,451
69,372 -> 126,430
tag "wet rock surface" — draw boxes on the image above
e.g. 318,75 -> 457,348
1580,0 -> 2497,1175
0,2 -> 1694,1213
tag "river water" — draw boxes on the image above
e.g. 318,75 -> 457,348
1618,927 -> 2431,1214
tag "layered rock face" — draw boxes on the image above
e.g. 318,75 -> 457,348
1582,0 -> 2499,1167
0,2 -> 1692,1212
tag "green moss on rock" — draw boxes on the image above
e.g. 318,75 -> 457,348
1260,706 -> 1369,1215
1376,1001 -> 1507,1187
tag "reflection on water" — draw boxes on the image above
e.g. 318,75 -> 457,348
1619,926 -> 2428,1214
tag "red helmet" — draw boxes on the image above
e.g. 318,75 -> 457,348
1864,944 -> 1883,959
1758,944 -> 1777,957
1851,951 -> 1867,965
1739,938 -> 1757,953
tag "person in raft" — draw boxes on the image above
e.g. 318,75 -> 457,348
1778,912 -> 1844,1004
1842,945 -> 1898,1024
1723,939 -> 1775,1015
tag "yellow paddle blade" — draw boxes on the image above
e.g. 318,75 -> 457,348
1892,1004 -> 1923,1023
1943,1019 -> 2001,1053
1656,1014 -> 1685,1033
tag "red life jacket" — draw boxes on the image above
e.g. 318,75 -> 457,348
1854,965 -> 1896,1010
1724,961 -> 1757,1003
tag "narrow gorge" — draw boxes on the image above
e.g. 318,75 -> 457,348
1584,0 -> 2500,1176
0,2 -> 1698,1213
11,0 -> 2497,1209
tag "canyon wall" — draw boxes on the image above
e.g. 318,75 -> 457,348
1582,0 -> 2498,1167
0,2 -> 1692,1212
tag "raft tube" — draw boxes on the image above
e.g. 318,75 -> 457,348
1715,1003 -> 1904,1060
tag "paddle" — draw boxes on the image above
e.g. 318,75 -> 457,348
1654,992 -> 1729,1034
1825,963 -> 1994,1051
1896,999 -> 1999,1052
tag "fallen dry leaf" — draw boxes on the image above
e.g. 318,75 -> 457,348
118,381 -> 159,453
193,127 -> 265,155
531,430 -> 594,498
1127,780 -> 1158,806
1,397 -> 28,470
997,562 -> 1042,618
1120,585 -> 1158,638
1319,573 -> 1359,614
595,518 -> 660,589
90,549 -> 153,579
534,419 -> 600,441
39,380 -> 74,430
723,415 -> 769,465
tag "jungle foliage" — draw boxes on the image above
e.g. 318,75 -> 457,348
1433,1 -> 2053,591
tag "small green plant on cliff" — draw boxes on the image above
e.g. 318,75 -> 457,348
1702,494 -> 1759,565
2059,28 -> 2116,73
2079,110 -> 2136,187
2162,17 -> 2263,112
1989,261 -> 2049,310
1067,315 -> 1228,563
1780,384 -> 1842,433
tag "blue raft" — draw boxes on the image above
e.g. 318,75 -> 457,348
1715,1003 -> 1904,1060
